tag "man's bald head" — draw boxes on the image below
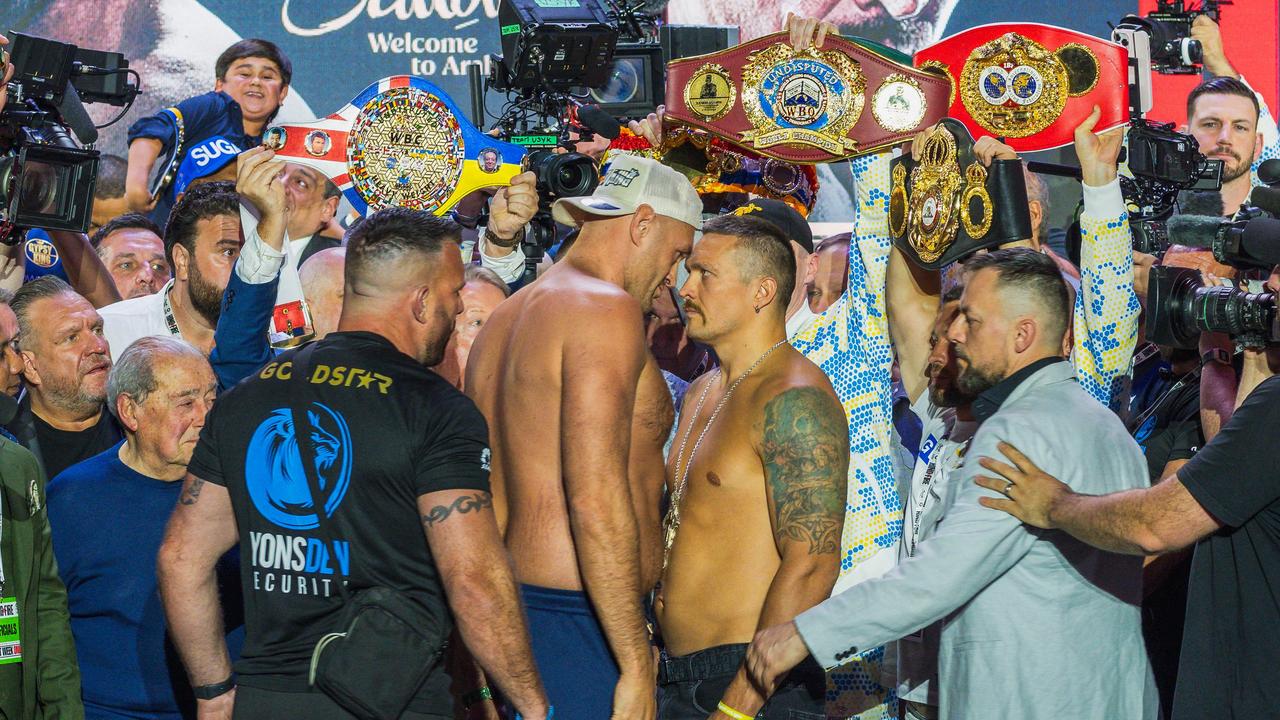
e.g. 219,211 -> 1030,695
344,208 -> 462,299
300,247 -> 346,340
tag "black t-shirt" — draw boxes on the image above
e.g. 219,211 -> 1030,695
38,410 -> 123,480
1172,374 -> 1280,719
1132,369 -> 1203,481
187,332 -> 491,710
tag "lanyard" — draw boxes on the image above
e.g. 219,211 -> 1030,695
906,437 -> 970,557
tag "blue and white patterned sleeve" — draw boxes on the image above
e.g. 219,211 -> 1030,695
1073,178 -> 1140,414
1242,75 -> 1280,173
790,150 -> 900,719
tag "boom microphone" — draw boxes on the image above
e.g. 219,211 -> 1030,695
56,81 -> 99,146
1167,213 -> 1280,270
1249,185 -> 1280,217
1258,158 -> 1280,187
575,103 -> 622,140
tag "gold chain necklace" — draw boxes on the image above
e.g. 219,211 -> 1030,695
662,339 -> 788,567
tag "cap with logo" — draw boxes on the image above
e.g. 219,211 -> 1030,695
730,197 -> 813,254
551,154 -> 703,231
173,135 -> 241,198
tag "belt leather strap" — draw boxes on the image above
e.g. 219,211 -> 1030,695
889,118 -> 1032,270
914,23 -> 1130,152
266,75 -> 526,216
665,32 -> 952,163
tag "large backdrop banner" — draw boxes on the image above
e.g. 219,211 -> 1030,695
3,0 -> 1276,221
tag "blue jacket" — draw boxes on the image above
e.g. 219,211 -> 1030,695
127,91 -> 262,227
210,269 -> 278,392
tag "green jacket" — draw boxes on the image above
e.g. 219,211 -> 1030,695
0,438 -> 82,720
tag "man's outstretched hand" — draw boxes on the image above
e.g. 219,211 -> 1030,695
974,441 -> 1072,529
745,621 -> 810,694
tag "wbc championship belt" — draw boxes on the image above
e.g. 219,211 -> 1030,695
665,33 -> 952,163
914,23 -> 1129,152
889,119 -> 1032,270
265,75 -> 526,216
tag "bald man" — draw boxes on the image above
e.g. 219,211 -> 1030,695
299,247 -> 345,340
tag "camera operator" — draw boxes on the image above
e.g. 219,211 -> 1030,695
975,319 -> 1280,718
1180,17 -> 1278,216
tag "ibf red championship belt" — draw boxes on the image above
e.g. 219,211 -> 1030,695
265,75 -> 525,216
914,24 -> 1129,152
665,33 -> 953,163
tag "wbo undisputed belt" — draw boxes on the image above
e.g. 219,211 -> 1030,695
914,23 -> 1129,152
889,118 -> 1032,270
265,75 -> 525,216
665,32 -> 953,163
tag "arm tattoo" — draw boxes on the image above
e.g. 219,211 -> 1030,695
421,492 -> 493,529
761,387 -> 847,555
180,477 -> 206,506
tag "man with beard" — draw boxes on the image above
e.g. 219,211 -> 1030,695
1185,76 -> 1265,215
100,181 -> 242,358
157,208 -> 550,720
656,214 -> 846,720
748,248 -> 1157,718
7,277 -> 120,480
465,155 -> 701,720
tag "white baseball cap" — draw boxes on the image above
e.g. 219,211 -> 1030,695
551,154 -> 703,230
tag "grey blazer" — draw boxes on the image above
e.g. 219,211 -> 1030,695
796,362 -> 1157,719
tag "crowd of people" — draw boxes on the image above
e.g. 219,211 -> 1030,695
0,9 -> 1276,720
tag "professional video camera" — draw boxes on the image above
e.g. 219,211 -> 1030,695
1146,214 -> 1280,348
1114,0 -> 1229,75
0,31 -> 137,243
1108,14 -> 1224,256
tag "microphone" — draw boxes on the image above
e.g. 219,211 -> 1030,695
1258,158 -> 1280,187
574,103 -> 622,141
1178,188 -> 1223,217
1167,213 -> 1280,270
1250,185 -> 1280,217
56,81 -> 99,146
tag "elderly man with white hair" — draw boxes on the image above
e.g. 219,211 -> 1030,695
47,336 -> 241,719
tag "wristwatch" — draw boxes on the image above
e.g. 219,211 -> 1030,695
192,676 -> 236,700
483,224 -> 525,249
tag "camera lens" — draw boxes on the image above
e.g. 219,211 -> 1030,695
1193,285 -> 1277,336
527,150 -> 599,199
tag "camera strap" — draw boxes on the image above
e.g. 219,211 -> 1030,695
287,342 -> 353,603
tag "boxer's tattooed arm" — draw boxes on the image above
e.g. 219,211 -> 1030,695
421,492 -> 494,528
762,387 -> 848,555
179,476 -> 206,506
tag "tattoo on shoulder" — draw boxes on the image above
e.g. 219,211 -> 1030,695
180,477 -> 206,506
761,387 -> 847,555
421,492 -> 493,529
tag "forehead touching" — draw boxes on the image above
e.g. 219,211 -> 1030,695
687,232 -> 738,270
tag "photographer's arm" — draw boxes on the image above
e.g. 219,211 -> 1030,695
48,230 -> 121,307
1193,16 -> 1280,165
125,138 -> 162,213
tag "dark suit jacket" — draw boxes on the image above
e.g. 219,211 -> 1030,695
297,234 -> 342,267
0,438 -> 82,719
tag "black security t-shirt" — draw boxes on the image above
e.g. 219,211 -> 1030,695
187,332 -> 490,711
38,410 -> 123,480
1172,375 -> 1280,719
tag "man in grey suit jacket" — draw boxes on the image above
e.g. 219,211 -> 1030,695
746,248 -> 1157,719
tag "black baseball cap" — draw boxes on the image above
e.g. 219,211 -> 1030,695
730,197 -> 814,254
